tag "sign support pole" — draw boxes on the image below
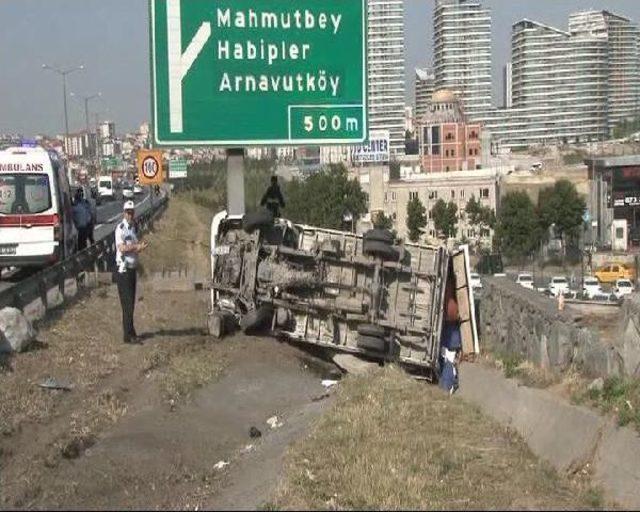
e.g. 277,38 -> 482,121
226,148 -> 245,216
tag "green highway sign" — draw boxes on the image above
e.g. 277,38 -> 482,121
149,0 -> 367,146
169,159 -> 188,178
101,157 -> 122,171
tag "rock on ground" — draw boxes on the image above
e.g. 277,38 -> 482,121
0,307 -> 36,353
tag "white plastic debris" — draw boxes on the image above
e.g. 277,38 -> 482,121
213,460 -> 229,470
321,379 -> 339,388
266,415 -> 283,429
241,444 -> 255,454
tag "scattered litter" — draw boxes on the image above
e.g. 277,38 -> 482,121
213,460 -> 229,471
266,415 -> 283,429
321,379 -> 338,388
241,444 -> 255,454
38,377 -> 74,391
249,426 -> 262,438
305,468 -> 316,481
626,400 -> 634,411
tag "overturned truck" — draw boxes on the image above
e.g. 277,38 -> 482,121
207,210 -> 479,377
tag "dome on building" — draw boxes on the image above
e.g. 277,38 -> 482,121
431,89 -> 457,103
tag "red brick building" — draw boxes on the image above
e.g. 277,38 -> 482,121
417,90 -> 482,173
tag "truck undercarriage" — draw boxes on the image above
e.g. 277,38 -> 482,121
208,210 -> 479,378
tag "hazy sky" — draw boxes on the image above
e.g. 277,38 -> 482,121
2,0 -> 640,136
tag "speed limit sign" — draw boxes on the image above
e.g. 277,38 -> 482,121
137,150 -> 164,185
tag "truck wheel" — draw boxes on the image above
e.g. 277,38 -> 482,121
363,240 -> 400,262
364,229 -> 394,245
356,335 -> 386,352
240,305 -> 274,333
208,313 -> 225,339
242,210 -> 274,233
357,324 -> 386,338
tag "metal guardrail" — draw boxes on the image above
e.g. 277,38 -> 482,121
0,196 -> 169,312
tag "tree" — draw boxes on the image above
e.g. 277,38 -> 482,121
373,211 -> 394,231
537,179 -> 586,240
495,191 -> 542,263
406,196 -> 427,242
465,196 -> 496,242
282,165 -> 368,230
431,199 -> 458,239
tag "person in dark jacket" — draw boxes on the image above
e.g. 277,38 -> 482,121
260,176 -> 285,218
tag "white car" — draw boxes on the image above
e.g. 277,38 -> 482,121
582,277 -> 604,299
133,184 -> 143,195
548,276 -> 570,297
122,187 -> 134,199
614,279 -> 634,300
98,176 -> 114,201
470,272 -> 482,290
516,273 -> 534,290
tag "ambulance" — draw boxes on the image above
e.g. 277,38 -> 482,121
0,146 -> 77,270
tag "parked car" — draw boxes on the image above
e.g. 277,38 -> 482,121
595,263 -> 636,284
582,277 -> 604,300
614,279 -> 634,300
515,273 -> 534,290
470,272 -> 482,290
133,184 -> 143,195
548,276 -> 570,297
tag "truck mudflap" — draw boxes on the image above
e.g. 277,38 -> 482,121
208,211 -> 479,372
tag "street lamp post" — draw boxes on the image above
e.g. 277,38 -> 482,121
70,92 -> 101,133
42,64 -> 84,138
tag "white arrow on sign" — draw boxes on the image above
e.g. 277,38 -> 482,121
167,0 -> 211,133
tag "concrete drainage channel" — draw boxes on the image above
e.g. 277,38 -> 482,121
0,197 -> 169,352
459,364 -> 640,509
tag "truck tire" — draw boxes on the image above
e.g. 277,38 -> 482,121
356,335 -> 386,352
364,229 -> 394,245
363,240 -> 400,262
242,210 -> 274,233
240,305 -> 274,333
357,324 -> 386,338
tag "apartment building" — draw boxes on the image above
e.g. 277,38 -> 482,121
368,0 -> 406,156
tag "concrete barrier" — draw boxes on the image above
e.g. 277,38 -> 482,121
479,277 -> 623,378
460,362 -> 640,509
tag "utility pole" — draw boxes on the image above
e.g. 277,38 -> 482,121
71,92 -> 101,133
70,92 -> 101,157
42,64 -> 84,138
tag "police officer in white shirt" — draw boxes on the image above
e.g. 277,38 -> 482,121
115,200 -> 148,344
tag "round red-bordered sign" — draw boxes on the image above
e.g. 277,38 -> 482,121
141,156 -> 160,179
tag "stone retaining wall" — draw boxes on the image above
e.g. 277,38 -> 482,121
478,277 -> 624,378
618,294 -> 640,377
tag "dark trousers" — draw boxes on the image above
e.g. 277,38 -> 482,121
87,223 -> 95,245
116,268 -> 137,341
77,226 -> 91,250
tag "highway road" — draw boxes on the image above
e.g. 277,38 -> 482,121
0,189 -> 156,293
